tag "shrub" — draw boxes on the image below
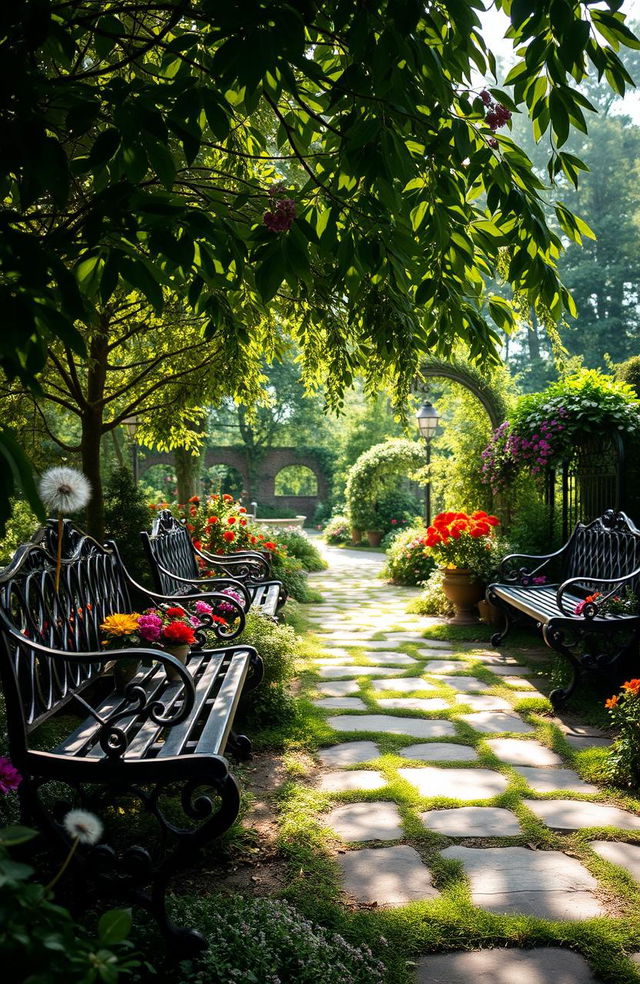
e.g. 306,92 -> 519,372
240,611 -> 300,688
616,355 -> 640,399
371,487 -> 421,537
0,499 -> 39,565
172,896 -> 386,984
104,467 -> 153,584
382,527 -> 435,586
603,678 -> 640,787
323,515 -> 351,545
259,527 -> 326,572
407,569 -> 454,617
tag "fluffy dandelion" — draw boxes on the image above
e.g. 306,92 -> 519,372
38,467 -> 91,591
63,809 -> 103,846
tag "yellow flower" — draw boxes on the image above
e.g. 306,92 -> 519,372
100,613 -> 140,636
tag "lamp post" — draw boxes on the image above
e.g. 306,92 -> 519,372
415,401 -> 440,527
122,415 -> 140,485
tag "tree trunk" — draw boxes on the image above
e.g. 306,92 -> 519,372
174,447 -> 201,502
527,307 -> 541,361
82,327 -> 109,540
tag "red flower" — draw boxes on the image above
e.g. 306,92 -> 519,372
238,507 -> 247,514
223,530 -> 236,543
186,523 -> 194,532
239,518 -> 247,526
193,539 -> 202,550
249,535 -> 257,544
263,541 -> 277,551
223,494 -> 233,502
189,506 -> 198,516
227,516 -> 236,525
166,606 -> 187,618
208,516 -> 219,525
162,621 -> 196,645
211,615 -> 227,625
189,495 -> 200,503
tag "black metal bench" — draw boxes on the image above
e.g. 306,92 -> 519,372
487,510 -> 640,708
141,509 -> 287,617
0,519 -> 263,953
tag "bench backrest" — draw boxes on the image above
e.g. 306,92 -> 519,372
141,510 -> 200,595
565,511 -> 640,588
0,520 -> 133,739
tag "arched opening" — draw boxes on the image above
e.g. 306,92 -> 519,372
204,464 -> 245,499
274,464 -> 319,496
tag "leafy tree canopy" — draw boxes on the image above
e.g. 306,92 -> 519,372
3,0 -> 639,414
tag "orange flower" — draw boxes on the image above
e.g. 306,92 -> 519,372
238,507 -> 247,513
188,495 -> 200,503
622,679 -> 640,695
223,494 -> 234,502
605,695 -> 619,709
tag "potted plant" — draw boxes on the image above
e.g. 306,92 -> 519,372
423,510 -> 501,624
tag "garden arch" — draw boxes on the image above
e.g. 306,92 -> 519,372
345,439 -> 426,531
418,357 -> 509,430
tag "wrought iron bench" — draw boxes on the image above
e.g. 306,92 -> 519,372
0,519 -> 263,953
141,509 -> 287,618
487,510 -> 640,708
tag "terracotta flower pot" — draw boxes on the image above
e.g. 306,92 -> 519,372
440,568 -> 484,625
477,598 -> 505,628
366,530 -> 384,547
351,527 -> 363,545
163,643 -> 190,682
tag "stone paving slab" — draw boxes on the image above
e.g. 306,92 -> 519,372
484,664 -> 534,676
327,714 -> 456,738
313,697 -> 368,711
511,692 -> 546,703
317,648 -> 351,659
422,806 -> 522,837
438,675 -> 487,692
565,735 -> 612,751
454,694 -> 513,711
313,657 -> 359,665
317,770 -> 386,793
400,743 -> 479,762
361,652 -> 417,665
370,677 -> 437,693
338,845 -> 439,906
424,660 -> 471,674
590,840 -> 640,882
460,711 -> 535,734
524,799 -> 640,831
513,766 -> 598,794
441,845 -> 605,919
326,802 -> 403,841
398,766 -> 509,800
471,654 -> 525,665
315,680 -> 361,697
501,676 -> 537,689
415,947 -> 603,984
318,741 -> 380,766
485,738 -> 563,767
377,697 -> 450,712
553,721 -> 610,738
317,665 -> 402,679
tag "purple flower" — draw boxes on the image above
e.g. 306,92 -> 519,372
221,587 -> 244,605
0,757 -> 21,795
532,576 -> 547,585
138,613 -> 163,642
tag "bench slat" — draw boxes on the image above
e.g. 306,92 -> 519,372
151,652 -> 228,758
492,584 -> 632,624
192,650 -> 251,757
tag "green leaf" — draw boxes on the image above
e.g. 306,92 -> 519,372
254,243 -> 286,302
0,826 -> 38,846
145,137 -> 176,189
98,908 -> 132,946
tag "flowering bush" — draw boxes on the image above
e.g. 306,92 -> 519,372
382,526 -> 436,586
173,896 -> 386,984
323,514 -> 351,545
423,510 -> 500,575
604,678 -> 640,786
481,371 -> 640,493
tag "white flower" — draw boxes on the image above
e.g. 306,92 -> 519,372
63,809 -> 103,845
39,467 -> 91,514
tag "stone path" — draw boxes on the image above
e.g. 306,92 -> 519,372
304,538 -> 640,981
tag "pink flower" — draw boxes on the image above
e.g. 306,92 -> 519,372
0,757 -> 21,794
195,601 -> 213,615
138,613 -> 163,642
532,576 -> 547,585
574,600 -> 586,615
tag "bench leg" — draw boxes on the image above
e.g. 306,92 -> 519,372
225,730 -> 252,760
485,589 -> 514,647
544,624 -> 582,709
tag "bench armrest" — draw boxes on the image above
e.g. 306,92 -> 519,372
121,568 -> 246,641
194,544 -> 271,581
142,559 -> 252,610
557,570 -> 640,618
497,542 -> 570,584
0,618 -> 196,753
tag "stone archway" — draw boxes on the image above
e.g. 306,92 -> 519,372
139,446 -> 331,522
